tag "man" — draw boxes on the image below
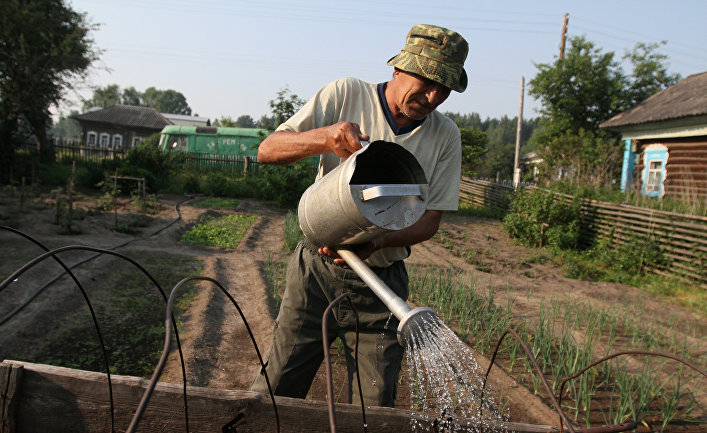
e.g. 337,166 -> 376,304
251,24 -> 469,407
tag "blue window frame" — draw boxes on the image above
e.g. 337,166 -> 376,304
642,149 -> 667,197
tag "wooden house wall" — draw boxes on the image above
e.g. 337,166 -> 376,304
633,136 -> 707,200
77,120 -> 162,149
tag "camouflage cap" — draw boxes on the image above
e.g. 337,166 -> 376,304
387,24 -> 469,93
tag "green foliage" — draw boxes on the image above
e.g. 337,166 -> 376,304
454,201 -> 505,220
142,86 -> 191,114
194,197 -> 240,208
82,84 -> 121,110
235,114 -> 256,128
622,41 -> 681,109
269,86 -> 305,127
181,214 -> 257,248
0,0 -> 100,170
528,36 -> 679,186
83,84 -> 192,114
459,126 -> 487,175
123,132 -> 180,190
283,210 -> 304,252
503,188 -> 582,249
260,161 -> 315,207
211,116 -> 237,127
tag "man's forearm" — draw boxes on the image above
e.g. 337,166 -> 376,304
258,130 -> 330,165
258,121 -> 370,165
377,210 -> 443,250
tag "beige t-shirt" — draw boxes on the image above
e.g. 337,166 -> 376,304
278,77 -> 462,267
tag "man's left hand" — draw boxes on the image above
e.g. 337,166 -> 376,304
318,239 -> 381,266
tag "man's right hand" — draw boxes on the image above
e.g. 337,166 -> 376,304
324,121 -> 370,159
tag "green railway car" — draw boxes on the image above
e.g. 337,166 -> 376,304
158,125 -> 269,157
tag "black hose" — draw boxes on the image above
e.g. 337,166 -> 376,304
0,196 -> 190,326
0,245 -> 191,432
125,276 -> 280,433
0,226 -> 117,433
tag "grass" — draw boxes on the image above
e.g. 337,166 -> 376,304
193,197 -> 240,208
181,214 -> 257,248
453,201 -> 505,219
283,210 -> 304,252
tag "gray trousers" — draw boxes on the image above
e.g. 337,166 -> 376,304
250,240 -> 408,407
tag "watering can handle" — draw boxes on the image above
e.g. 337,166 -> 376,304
360,185 -> 423,201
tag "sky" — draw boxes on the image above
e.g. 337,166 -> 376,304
58,0 -> 707,123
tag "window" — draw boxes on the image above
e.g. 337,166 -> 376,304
168,135 -> 188,152
87,131 -> 97,146
133,136 -> 143,147
642,146 -> 667,197
99,133 -> 110,148
112,134 -> 122,149
645,160 -> 663,193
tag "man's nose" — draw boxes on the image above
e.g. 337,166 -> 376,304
425,83 -> 449,105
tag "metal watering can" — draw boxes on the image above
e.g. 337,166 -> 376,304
298,140 -> 440,345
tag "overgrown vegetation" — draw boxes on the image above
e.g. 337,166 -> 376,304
181,214 -> 257,249
503,188 -> 582,249
500,187 -> 705,312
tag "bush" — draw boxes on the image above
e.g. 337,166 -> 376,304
503,188 -> 582,249
260,161 -> 315,207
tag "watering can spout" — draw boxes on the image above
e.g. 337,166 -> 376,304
336,249 -> 440,346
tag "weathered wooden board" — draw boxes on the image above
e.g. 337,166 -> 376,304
1,360 -> 563,433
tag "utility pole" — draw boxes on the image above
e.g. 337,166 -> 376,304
559,13 -> 569,59
513,76 -> 525,188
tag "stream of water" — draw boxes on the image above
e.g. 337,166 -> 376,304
405,313 -> 508,432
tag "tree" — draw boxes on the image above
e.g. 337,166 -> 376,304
623,41 -> 680,108
235,114 -> 256,128
82,84 -> 121,111
1,0 -> 99,169
50,111 -> 81,139
527,36 -> 678,186
459,126 -> 487,176
121,86 -> 142,106
256,115 -> 275,130
269,86 -> 305,127
212,116 -> 237,127
153,88 -> 191,115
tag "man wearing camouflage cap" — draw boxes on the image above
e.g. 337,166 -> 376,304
251,24 -> 469,407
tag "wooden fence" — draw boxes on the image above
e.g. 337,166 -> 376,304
458,177 -> 707,287
459,176 -> 515,211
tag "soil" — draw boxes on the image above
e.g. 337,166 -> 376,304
0,190 -> 704,431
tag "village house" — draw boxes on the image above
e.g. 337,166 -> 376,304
71,105 -> 209,150
600,71 -> 707,201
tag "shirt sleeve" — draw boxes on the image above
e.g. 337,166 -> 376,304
426,124 -> 462,211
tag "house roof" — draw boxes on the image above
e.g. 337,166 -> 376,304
600,71 -> 707,129
73,105 -> 172,130
161,112 -> 210,127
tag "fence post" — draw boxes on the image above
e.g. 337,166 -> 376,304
244,156 -> 249,175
